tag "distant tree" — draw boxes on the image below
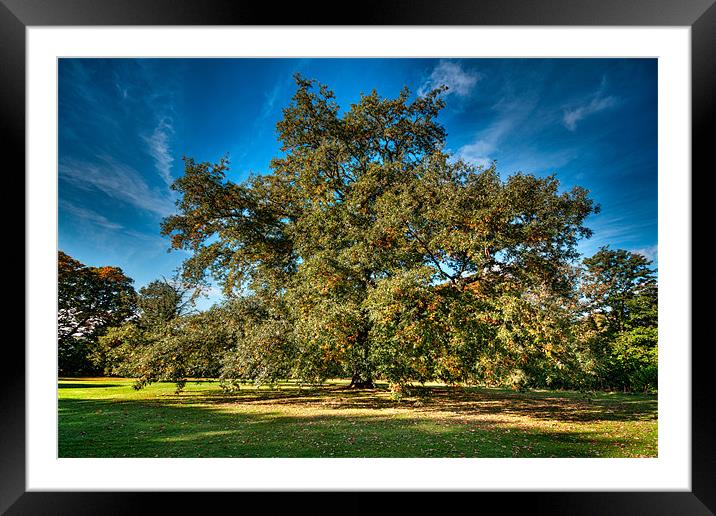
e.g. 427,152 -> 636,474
96,306 -> 236,391
58,251 -> 136,374
160,75 -> 599,389
581,247 -> 656,332
624,280 -> 658,330
580,248 -> 658,391
137,277 -> 193,329
92,322 -> 148,377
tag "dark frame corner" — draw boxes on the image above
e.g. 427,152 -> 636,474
4,0 -> 713,513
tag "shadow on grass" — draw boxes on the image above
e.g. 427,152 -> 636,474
169,385 -> 657,424
58,383 -> 125,389
58,387 -> 657,458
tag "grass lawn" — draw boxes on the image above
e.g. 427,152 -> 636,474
58,378 -> 657,458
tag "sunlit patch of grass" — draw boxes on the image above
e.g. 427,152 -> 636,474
58,377 -> 657,458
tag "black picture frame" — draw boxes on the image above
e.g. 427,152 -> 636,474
3,0 -> 712,513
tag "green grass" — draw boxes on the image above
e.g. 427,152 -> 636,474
58,378 -> 657,458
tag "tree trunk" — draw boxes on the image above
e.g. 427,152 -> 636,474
349,372 -> 375,389
348,323 -> 374,389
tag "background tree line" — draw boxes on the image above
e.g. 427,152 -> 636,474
58,76 -> 658,392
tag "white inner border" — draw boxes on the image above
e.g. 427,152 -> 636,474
26,27 -> 691,491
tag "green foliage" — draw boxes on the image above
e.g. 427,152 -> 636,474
93,305 -> 236,392
91,275 -> 199,388
577,248 -> 658,391
58,336 -> 98,376
157,76 -> 599,390
58,251 -> 137,375
608,327 -> 658,392
218,297 -> 297,389
92,323 -> 149,377
581,246 -> 656,332
137,277 -> 193,329
132,308 -> 236,391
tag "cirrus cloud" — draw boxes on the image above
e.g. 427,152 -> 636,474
59,155 -> 176,218
563,77 -> 619,131
418,60 -> 481,97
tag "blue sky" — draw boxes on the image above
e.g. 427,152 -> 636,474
58,58 -> 657,308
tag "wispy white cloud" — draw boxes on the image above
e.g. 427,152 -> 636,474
563,97 -> 617,131
580,212 -> 657,258
259,83 -> 281,121
59,156 -> 176,217
419,61 -> 481,97
455,142 -> 496,169
500,147 -> 580,176
630,244 -> 658,263
454,97 -> 538,168
59,199 -> 123,230
61,79 -> 122,137
59,199 -> 174,258
115,81 -> 129,100
144,117 -> 175,187
455,116 -> 515,168
563,78 -> 618,131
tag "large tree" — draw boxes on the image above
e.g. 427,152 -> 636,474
58,251 -> 136,374
161,76 -> 598,388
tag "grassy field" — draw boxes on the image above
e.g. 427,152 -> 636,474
58,378 -> 657,458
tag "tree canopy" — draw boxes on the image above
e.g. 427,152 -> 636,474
58,251 -> 136,374
577,247 -> 658,391
137,277 -> 193,329
581,246 -> 657,332
159,75 -> 600,388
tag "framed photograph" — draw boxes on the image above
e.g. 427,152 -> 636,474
5,0 -> 712,513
